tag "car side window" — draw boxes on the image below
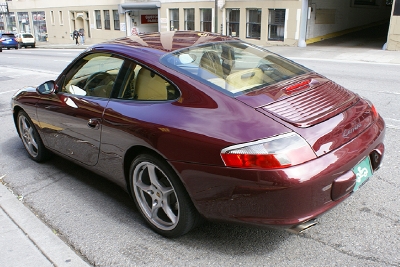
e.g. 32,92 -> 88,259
116,62 -> 179,101
62,53 -> 124,98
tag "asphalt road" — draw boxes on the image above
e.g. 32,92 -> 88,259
0,48 -> 399,266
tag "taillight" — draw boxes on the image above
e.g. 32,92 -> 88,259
364,99 -> 379,120
221,132 -> 316,169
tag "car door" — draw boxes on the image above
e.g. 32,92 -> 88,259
36,52 -> 125,165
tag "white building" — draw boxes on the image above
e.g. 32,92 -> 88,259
0,0 -> 399,50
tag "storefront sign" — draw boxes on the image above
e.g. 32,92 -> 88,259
141,15 -> 158,24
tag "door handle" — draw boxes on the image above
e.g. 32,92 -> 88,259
87,118 -> 101,129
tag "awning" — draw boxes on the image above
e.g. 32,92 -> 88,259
118,2 -> 161,14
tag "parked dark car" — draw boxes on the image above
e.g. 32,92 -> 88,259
11,31 -> 385,237
1,33 -> 18,50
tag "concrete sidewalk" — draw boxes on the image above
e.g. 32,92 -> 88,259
0,181 -> 90,267
266,45 -> 400,65
34,42 -> 400,65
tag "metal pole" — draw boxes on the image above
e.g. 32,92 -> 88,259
214,0 -> 218,33
298,0 -> 308,47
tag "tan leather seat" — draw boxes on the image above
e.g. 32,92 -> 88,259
226,68 -> 264,92
198,51 -> 224,79
135,67 -> 168,100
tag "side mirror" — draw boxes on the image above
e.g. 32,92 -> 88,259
36,80 -> 56,95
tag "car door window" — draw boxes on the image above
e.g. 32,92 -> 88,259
115,62 -> 180,101
62,53 -> 124,98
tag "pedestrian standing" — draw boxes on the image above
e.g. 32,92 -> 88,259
79,29 -> 85,45
73,29 -> 79,45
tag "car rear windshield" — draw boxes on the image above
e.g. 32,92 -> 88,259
22,34 -> 33,38
161,41 -> 311,96
1,34 -> 15,38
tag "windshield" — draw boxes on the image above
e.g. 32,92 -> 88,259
161,41 -> 311,96
2,34 -> 15,38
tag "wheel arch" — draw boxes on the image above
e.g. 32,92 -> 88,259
123,145 -> 182,195
12,106 -> 24,136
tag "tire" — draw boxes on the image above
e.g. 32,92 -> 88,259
129,154 -> 201,238
17,111 -> 49,162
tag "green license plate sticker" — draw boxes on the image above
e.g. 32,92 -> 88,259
352,156 -> 373,192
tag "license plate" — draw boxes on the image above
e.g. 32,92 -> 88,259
352,156 -> 373,192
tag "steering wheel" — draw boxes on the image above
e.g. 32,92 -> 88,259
83,72 -> 113,92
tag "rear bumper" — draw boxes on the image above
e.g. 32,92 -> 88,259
2,43 -> 18,48
20,42 -> 35,46
171,116 -> 385,229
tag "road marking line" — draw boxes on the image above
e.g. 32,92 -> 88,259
379,91 -> 400,95
386,124 -> 400,130
0,90 -> 17,95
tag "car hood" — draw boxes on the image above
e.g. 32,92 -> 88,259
236,73 -> 375,156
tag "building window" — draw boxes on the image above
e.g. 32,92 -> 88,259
184,9 -> 194,30
246,9 -> 261,39
59,11 -> 63,25
104,10 -> 110,30
51,11 -> 55,25
268,9 -> 285,41
226,9 -> 240,37
113,10 -> 120,30
95,10 -> 101,29
5,12 -> 16,32
200,9 -> 212,32
32,11 -> 47,42
17,12 -> 29,33
169,9 -> 179,31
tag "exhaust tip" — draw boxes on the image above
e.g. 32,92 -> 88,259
286,219 -> 318,234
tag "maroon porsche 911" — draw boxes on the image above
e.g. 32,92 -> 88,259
11,31 -> 385,237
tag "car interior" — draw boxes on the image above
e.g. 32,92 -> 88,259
118,63 -> 179,101
166,42 -> 310,95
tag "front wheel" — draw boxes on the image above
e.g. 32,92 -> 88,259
17,111 -> 49,162
129,154 -> 201,237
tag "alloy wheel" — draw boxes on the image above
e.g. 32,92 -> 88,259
133,161 -> 179,231
18,114 -> 39,158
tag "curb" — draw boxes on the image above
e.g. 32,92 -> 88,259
0,183 -> 91,267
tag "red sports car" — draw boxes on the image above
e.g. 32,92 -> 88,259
11,31 -> 385,237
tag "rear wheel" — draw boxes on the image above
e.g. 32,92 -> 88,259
17,111 -> 49,162
129,154 -> 200,237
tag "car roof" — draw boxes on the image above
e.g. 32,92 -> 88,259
103,31 -> 239,54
